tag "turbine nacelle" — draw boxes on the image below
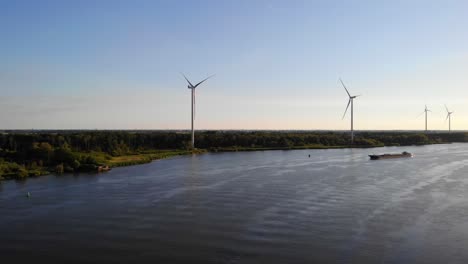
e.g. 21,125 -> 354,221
181,73 -> 215,89
446,113 -> 453,121
445,105 -> 453,116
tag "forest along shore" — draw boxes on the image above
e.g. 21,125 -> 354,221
1,130 -> 467,180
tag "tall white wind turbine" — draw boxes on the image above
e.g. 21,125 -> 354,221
340,79 -> 361,144
181,73 -> 214,149
445,104 -> 454,132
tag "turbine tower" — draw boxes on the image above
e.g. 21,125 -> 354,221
423,105 -> 431,132
340,79 -> 360,144
445,105 -> 454,132
181,73 -> 214,149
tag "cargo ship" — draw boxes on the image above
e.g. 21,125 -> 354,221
369,151 -> 412,160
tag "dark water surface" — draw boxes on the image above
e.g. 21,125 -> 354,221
2,144 -> 468,263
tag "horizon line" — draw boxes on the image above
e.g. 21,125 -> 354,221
1,129 -> 466,132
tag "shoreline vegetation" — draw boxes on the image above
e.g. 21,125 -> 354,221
1,130 -> 467,181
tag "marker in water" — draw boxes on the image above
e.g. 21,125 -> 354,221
27,192 -> 31,198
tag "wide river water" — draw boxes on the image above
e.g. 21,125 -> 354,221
2,143 -> 468,263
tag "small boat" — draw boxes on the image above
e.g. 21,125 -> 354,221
369,151 -> 412,160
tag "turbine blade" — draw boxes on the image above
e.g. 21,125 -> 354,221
339,78 -> 351,98
445,104 -> 449,113
342,99 -> 351,119
180,73 -> 194,87
193,89 -> 196,120
416,111 -> 425,118
446,113 -> 450,121
194,74 -> 215,88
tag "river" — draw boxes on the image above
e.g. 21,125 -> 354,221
2,143 -> 468,263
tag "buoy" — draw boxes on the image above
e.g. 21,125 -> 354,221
308,154 -> 311,158
27,192 -> 31,198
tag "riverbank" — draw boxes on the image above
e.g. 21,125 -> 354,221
1,130 -> 466,181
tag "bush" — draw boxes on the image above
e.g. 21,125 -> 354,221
0,161 -> 28,179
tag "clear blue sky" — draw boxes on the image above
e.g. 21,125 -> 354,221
1,0 -> 468,130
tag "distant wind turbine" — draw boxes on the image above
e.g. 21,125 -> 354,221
340,79 -> 361,144
420,105 -> 431,132
445,104 -> 454,132
181,73 -> 214,149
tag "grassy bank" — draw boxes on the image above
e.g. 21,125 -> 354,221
107,149 -> 204,167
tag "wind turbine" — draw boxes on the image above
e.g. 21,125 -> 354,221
445,104 -> 454,132
423,105 -> 431,132
340,79 -> 361,144
181,73 -> 214,149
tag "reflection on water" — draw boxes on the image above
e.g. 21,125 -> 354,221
2,144 -> 468,263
